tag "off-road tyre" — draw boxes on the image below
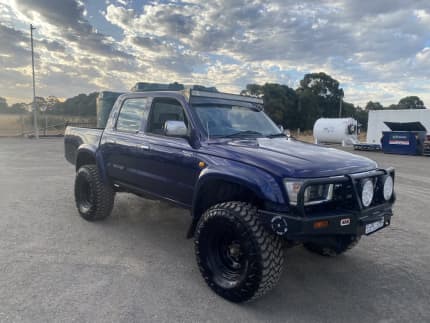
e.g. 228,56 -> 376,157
303,236 -> 361,257
194,201 -> 285,303
74,165 -> 114,221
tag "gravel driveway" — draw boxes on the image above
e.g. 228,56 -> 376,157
0,138 -> 428,322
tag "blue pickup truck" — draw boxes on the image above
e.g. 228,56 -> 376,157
65,88 -> 395,302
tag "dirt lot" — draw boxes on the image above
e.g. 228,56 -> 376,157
0,138 -> 429,322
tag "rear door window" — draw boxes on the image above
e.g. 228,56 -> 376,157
116,98 -> 149,133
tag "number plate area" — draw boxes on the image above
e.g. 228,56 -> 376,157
365,219 -> 385,235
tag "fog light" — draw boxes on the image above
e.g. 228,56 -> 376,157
383,176 -> 393,201
361,179 -> 374,207
313,220 -> 329,229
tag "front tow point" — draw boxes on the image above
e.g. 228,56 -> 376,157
271,216 -> 288,235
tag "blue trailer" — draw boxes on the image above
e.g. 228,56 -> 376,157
381,122 -> 427,155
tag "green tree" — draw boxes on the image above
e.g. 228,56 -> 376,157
353,107 -> 369,131
46,96 -> 60,111
0,97 -> 8,113
397,96 -> 425,109
50,92 -> 98,116
296,87 -> 320,130
386,104 -> 398,110
365,101 -> 384,111
35,96 -> 47,112
242,83 -> 298,128
298,72 -> 344,118
9,103 -> 28,114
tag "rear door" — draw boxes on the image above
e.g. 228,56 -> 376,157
101,97 -> 150,186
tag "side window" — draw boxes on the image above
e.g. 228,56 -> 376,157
146,98 -> 187,135
116,98 -> 149,133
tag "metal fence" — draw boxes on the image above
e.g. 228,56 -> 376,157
0,114 -> 96,137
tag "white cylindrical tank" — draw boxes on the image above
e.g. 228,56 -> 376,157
313,118 -> 359,145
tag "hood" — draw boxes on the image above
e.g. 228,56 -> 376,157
204,137 -> 377,178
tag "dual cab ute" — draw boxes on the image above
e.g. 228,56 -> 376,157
65,88 -> 396,302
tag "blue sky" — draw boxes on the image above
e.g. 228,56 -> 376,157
0,0 -> 429,107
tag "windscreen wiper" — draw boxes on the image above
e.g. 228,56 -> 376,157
224,130 -> 263,138
266,133 -> 286,138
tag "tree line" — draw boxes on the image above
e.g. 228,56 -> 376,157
241,72 -> 426,131
0,72 -> 426,130
0,92 -> 98,116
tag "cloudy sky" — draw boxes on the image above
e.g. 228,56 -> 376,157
0,0 -> 429,106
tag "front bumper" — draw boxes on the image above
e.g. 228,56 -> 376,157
259,203 -> 393,240
258,168 -> 395,240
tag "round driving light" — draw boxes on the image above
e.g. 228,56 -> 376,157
383,176 -> 394,201
361,179 -> 374,207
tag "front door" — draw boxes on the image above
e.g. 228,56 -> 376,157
138,97 -> 201,206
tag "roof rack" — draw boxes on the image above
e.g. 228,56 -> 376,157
131,82 -> 185,92
131,82 -> 220,93
129,82 -> 263,105
190,89 -> 263,104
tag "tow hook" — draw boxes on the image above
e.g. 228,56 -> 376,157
271,215 -> 288,236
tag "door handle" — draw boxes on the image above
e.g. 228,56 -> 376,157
106,139 -> 116,144
182,150 -> 193,157
138,144 -> 150,151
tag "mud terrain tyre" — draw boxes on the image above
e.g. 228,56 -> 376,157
74,165 -> 114,221
194,201 -> 285,302
303,236 -> 360,257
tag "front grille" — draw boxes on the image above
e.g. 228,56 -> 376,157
304,182 -> 356,215
302,172 -> 392,216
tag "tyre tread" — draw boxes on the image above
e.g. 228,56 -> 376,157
75,165 -> 114,221
195,201 -> 285,302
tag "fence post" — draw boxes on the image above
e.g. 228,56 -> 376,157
44,114 -> 47,136
20,114 -> 25,136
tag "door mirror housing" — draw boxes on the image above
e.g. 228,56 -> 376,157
164,120 -> 188,137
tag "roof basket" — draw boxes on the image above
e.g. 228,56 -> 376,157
190,89 -> 263,104
131,82 -> 220,93
131,82 -> 185,92
188,85 -> 218,93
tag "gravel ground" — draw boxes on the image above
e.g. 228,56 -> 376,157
0,138 -> 429,323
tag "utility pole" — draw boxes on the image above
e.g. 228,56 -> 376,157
338,93 -> 344,118
30,24 -> 39,139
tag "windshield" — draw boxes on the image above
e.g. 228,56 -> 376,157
192,104 -> 283,138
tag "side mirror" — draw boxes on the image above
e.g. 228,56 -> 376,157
164,120 -> 188,137
278,124 -> 284,132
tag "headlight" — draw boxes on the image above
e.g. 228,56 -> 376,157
284,180 -> 333,206
361,179 -> 374,207
383,176 -> 394,201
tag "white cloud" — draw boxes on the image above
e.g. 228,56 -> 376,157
0,0 -> 429,107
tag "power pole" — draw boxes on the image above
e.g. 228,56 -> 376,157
30,24 -> 39,139
338,93 -> 343,118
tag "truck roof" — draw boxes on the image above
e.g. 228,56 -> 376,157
121,88 -> 263,105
